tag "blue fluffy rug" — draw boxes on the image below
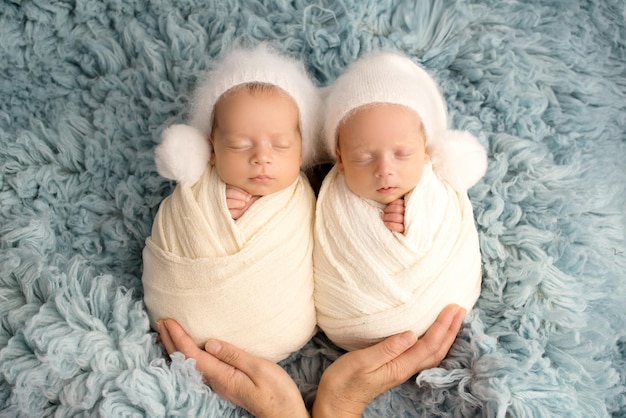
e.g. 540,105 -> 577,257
1,1 -> 625,416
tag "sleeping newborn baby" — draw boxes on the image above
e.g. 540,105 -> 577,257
314,50 -> 487,351
142,44 -> 321,362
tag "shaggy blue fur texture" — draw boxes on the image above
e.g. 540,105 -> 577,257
1,0 -> 625,416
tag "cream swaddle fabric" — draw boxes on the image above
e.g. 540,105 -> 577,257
142,165 -> 317,362
314,162 -> 482,351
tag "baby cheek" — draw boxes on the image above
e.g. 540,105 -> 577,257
345,171 -> 370,192
404,165 -> 424,187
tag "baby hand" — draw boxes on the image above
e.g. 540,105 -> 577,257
382,198 -> 405,233
226,185 -> 260,220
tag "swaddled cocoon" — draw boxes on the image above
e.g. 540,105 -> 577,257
143,165 -> 317,362
314,163 -> 481,351
143,44 -> 323,362
314,49 -> 486,351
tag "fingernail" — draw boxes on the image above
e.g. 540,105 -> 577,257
156,320 -> 163,333
205,339 -> 222,355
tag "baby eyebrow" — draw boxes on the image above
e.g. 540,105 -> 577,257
270,134 -> 294,142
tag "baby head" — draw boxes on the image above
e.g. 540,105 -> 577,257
188,44 -> 321,195
208,82 -> 303,196
324,50 -> 448,203
336,103 -> 430,204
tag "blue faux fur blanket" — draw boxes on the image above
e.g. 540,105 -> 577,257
1,1 -> 625,417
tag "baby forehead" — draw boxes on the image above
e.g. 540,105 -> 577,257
212,84 -> 300,128
338,134 -> 424,155
215,83 -> 297,109
338,104 -> 425,144
339,103 -> 424,133
221,82 -> 291,99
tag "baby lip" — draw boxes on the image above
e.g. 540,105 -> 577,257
250,174 -> 272,182
377,186 -> 397,193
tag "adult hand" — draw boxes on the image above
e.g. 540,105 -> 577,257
158,319 -> 309,418
382,198 -> 405,233
312,304 -> 466,418
225,185 -> 260,220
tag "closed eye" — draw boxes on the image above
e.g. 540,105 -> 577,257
272,133 -> 300,151
395,149 -> 415,159
272,142 -> 292,151
350,154 -> 374,164
226,140 -> 252,150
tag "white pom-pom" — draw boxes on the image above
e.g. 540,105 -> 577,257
428,130 -> 488,192
154,124 -> 211,185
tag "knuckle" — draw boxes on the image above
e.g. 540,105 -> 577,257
220,347 -> 241,365
385,361 -> 409,387
382,339 -> 404,359
346,352 -> 371,372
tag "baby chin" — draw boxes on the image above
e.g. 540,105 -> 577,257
374,186 -> 404,203
244,175 -> 296,196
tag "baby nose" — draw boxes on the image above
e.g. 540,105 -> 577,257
375,158 -> 393,177
252,146 -> 272,165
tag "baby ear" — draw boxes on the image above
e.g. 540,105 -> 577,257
335,146 -> 345,173
427,130 -> 488,192
155,124 -> 211,185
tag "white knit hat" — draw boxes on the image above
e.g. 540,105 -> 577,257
324,50 -> 487,191
155,43 -> 322,184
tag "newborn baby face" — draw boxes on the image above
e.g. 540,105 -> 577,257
210,86 -> 303,196
336,103 -> 429,204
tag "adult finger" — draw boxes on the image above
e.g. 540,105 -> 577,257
350,330 -> 418,373
158,320 -> 262,409
162,320 -> 244,388
160,319 -> 205,359
157,320 -> 176,355
392,305 -> 465,376
204,338 -> 268,384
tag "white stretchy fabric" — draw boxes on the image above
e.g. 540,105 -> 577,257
142,165 -> 317,362
313,163 -> 482,351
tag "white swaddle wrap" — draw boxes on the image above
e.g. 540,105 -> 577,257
142,165 -> 317,362
314,162 -> 481,351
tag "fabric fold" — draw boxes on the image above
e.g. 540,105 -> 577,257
143,165 -> 317,362
314,163 -> 482,351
